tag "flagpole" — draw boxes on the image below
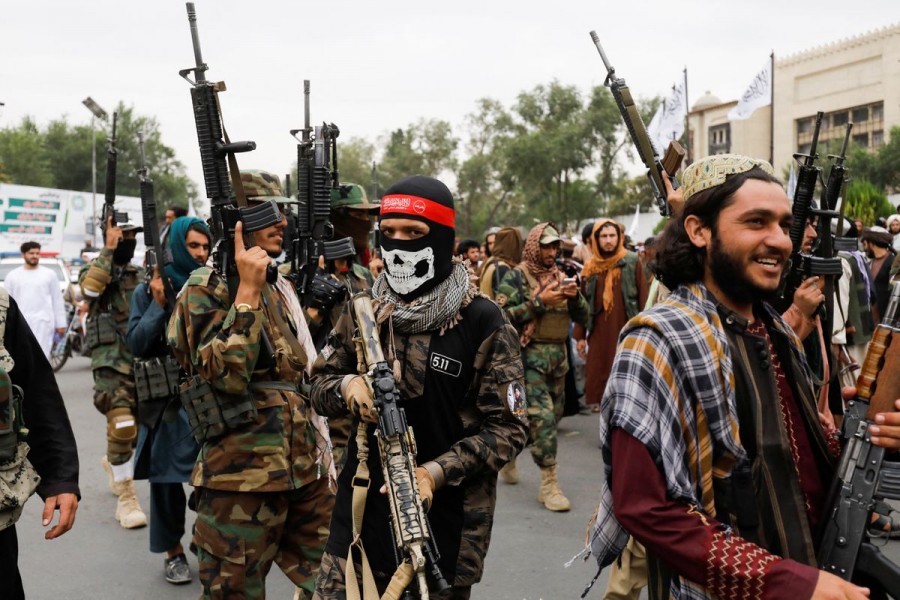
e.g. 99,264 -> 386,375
683,67 -> 690,165
769,50 -> 775,165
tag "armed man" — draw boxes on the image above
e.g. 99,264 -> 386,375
168,169 -> 335,600
310,175 -> 528,600
79,216 -> 148,529
494,223 -> 591,511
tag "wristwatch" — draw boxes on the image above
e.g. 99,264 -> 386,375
235,303 -> 254,313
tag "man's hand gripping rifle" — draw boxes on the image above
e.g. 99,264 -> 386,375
589,32 -> 684,217
817,284 -> 900,597
101,112 -> 128,241
349,293 -> 449,600
178,2 -> 280,301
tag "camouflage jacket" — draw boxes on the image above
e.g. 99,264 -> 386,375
495,266 -> 590,344
167,267 -> 319,492
310,295 -> 528,586
79,248 -> 143,374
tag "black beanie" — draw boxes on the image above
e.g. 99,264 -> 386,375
379,175 -> 456,300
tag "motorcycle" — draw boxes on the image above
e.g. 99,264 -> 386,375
50,302 -> 91,372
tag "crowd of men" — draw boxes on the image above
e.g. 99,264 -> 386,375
2,153 -> 900,600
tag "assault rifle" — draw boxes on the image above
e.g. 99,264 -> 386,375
289,80 -> 355,297
178,2 -> 281,301
589,31 -> 685,217
350,293 -> 449,600
818,284 -> 900,598
137,132 -> 177,309
101,112 -> 128,241
777,112 -> 833,307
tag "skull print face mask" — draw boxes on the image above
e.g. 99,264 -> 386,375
381,247 -> 435,296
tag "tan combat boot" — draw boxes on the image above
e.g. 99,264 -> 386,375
499,457 -> 519,484
112,478 -> 148,529
538,465 -> 571,512
100,455 -> 117,495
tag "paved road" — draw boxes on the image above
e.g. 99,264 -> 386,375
16,356 -> 900,599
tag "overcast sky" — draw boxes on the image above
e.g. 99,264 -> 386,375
1,0 -> 896,197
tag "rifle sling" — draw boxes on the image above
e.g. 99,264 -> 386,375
215,93 -> 248,209
260,285 -> 309,367
346,422 -> 380,600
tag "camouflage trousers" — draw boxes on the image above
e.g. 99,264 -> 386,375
524,365 -> 566,469
193,479 -> 334,599
328,415 -> 352,476
92,366 -> 137,465
313,551 -> 471,600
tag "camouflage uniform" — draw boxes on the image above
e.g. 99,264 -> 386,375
495,268 -> 590,469
79,247 -> 143,465
168,267 -> 333,599
309,294 -> 528,597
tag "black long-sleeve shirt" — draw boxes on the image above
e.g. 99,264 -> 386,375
6,297 -> 80,500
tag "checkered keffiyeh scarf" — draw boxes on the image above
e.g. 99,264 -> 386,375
372,260 -> 479,335
581,283 -> 750,600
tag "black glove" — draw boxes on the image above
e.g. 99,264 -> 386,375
303,271 -> 348,313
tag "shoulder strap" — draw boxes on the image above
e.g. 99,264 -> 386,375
0,288 -> 12,372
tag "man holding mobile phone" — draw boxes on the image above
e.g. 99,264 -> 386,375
495,223 -> 590,511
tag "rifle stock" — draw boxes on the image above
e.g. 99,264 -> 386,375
589,31 -> 683,217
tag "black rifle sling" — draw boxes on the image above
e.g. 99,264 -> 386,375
215,93 -> 249,209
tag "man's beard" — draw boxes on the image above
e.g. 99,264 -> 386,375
599,247 -> 617,259
708,233 -> 779,305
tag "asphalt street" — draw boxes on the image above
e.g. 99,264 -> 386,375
16,356 -> 900,599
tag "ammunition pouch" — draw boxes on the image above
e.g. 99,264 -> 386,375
0,441 -> 40,532
0,384 -> 26,464
531,308 -> 570,343
179,376 -> 257,445
84,313 -> 119,350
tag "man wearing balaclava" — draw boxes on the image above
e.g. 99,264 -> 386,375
310,175 -> 528,600
79,215 -> 147,530
494,223 -> 591,511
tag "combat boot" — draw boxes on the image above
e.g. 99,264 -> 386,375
112,478 -> 148,529
100,455 -> 117,495
538,465 -> 571,512
499,457 -> 519,484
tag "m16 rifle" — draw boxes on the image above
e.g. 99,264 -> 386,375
589,32 -> 685,217
137,132 -> 177,309
817,284 -> 900,598
178,2 -> 281,301
289,81 -> 355,298
100,112 -> 128,241
349,292 -> 449,600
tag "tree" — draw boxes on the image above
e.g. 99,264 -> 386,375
844,178 -> 892,225
0,117 -> 54,187
379,119 -> 458,185
336,137 -> 377,197
848,125 -> 900,194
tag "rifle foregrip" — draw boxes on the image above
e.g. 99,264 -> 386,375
191,84 -> 232,203
856,327 -> 890,401
865,329 -> 900,418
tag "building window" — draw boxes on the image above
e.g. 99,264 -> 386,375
708,124 -> 731,155
796,101 -> 884,154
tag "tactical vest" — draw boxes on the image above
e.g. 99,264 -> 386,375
0,288 -> 41,531
518,267 -> 570,343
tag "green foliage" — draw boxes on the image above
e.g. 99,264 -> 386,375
379,119 -> 458,185
0,104 -> 196,213
336,137 -> 377,197
848,125 -> 900,194
844,178 -> 892,225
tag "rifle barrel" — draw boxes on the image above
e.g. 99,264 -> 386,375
185,3 -> 206,83
589,31 -> 613,73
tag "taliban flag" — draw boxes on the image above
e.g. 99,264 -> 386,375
728,58 -> 772,120
647,79 -> 687,155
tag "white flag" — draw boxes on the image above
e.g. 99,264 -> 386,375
647,80 -> 687,155
626,204 -> 640,238
786,163 -> 797,199
728,60 -> 772,121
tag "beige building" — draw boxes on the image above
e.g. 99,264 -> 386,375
687,23 -> 900,175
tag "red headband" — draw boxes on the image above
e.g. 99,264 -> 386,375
380,194 -> 455,228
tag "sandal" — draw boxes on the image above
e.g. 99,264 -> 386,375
590,405 -> 601,414
867,513 -> 900,539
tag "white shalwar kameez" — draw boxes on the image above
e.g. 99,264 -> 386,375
4,266 -> 68,358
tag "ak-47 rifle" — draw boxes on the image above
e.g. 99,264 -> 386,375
178,2 -> 281,301
289,81 -> 355,298
817,284 -> 900,597
137,132 -> 177,309
349,293 -> 449,600
100,112 -> 128,241
589,31 -> 685,217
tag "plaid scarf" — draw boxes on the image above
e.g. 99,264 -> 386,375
580,283 -> 750,600
372,260 -> 479,335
